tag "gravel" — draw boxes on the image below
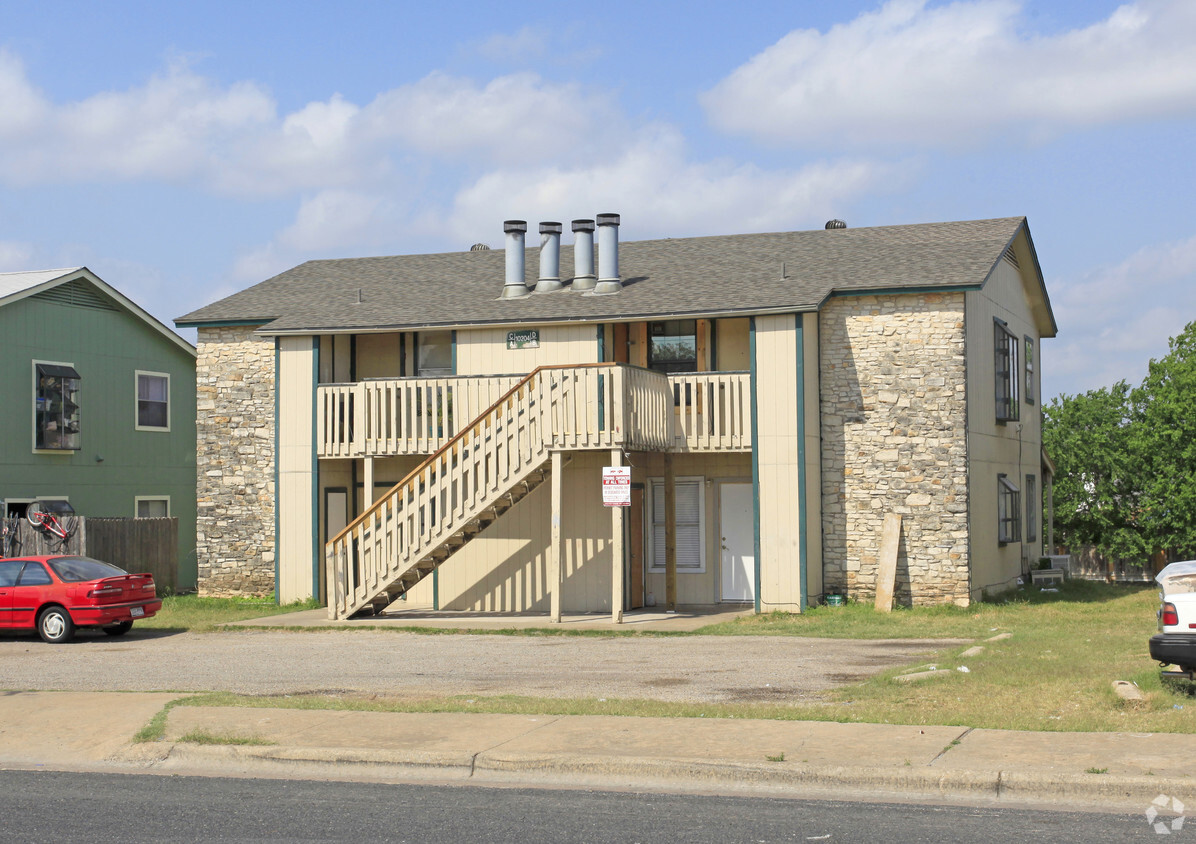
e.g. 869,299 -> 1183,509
0,629 -> 960,704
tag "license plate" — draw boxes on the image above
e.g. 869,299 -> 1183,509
130,607 -> 145,618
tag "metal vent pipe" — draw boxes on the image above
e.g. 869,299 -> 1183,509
534,221 -> 563,293
592,212 -> 621,295
501,220 -> 528,299
571,219 -> 596,291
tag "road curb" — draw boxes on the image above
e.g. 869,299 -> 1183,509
123,741 -> 1192,810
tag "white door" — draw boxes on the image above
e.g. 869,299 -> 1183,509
720,483 -> 754,602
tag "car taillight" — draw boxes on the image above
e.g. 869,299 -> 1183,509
89,585 -> 122,598
1162,603 -> 1179,626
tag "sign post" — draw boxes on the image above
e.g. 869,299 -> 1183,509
602,466 -> 631,507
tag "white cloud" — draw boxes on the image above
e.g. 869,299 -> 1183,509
364,71 -> 624,166
0,51 -> 276,184
702,0 -> 1196,149
0,51 -> 626,196
1046,232 -> 1196,396
434,125 -> 898,245
0,240 -> 34,270
476,26 -> 551,63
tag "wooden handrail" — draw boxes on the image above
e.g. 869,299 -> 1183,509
325,362 -> 625,548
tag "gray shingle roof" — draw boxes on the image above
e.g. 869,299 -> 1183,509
177,217 -> 1043,333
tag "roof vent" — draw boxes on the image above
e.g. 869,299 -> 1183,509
825,219 -> 847,230
592,213 -> 622,295
534,222 -> 564,293
571,219 -> 596,291
500,220 -> 529,299
470,243 -> 491,251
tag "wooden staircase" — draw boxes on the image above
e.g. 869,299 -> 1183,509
325,364 -> 674,619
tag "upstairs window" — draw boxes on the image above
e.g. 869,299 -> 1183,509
34,362 -> 81,451
994,320 -> 1019,423
417,331 -> 453,377
998,474 -> 1021,545
648,320 -> 698,373
136,371 -> 170,431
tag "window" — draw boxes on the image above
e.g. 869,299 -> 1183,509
649,477 -> 705,572
1024,336 -> 1035,405
998,474 -> 1021,545
648,320 -> 697,373
136,371 -> 170,430
34,361 -> 81,450
1025,475 -> 1038,544
417,331 -> 453,376
994,321 -> 1019,422
16,561 -> 52,586
135,496 -> 170,518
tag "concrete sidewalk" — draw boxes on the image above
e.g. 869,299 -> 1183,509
1,691 -> 1192,813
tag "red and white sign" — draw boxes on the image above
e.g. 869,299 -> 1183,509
602,466 -> 631,507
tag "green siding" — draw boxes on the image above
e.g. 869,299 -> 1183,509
0,291 -> 198,587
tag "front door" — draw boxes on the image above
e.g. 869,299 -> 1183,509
720,483 -> 754,602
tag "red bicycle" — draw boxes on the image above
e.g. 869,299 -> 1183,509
26,501 -> 78,546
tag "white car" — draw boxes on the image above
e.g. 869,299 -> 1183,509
1150,560 -> 1196,677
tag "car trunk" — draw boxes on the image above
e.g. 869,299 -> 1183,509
84,574 -> 156,606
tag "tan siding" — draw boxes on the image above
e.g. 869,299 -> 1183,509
355,333 -> 402,379
716,318 -> 750,371
456,324 -> 599,375
802,313 -> 823,601
754,315 -> 803,611
966,241 -> 1043,600
277,337 -> 315,603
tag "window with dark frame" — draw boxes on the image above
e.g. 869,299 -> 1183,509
998,474 -> 1021,545
648,320 -> 698,373
416,331 -> 453,376
1024,336 -> 1035,405
137,372 -> 170,430
34,363 -> 81,450
1025,474 -> 1038,544
994,320 -> 1019,422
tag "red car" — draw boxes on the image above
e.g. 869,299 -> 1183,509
0,555 -> 161,643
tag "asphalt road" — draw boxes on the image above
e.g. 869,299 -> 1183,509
0,770 -> 1156,843
0,628 -> 958,702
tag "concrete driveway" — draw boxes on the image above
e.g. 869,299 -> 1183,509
0,626 -> 962,703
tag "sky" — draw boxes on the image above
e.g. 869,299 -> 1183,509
1,0 -> 1194,401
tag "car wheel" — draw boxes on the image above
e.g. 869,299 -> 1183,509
37,606 -> 75,644
103,621 -> 134,636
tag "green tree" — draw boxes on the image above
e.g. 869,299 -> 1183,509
1043,382 -> 1146,560
1131,321 -> 1196,559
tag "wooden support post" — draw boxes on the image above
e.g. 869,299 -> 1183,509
611,449 -> 624,624
550,450 -> 563,623
363,457 -> 375,508
875,513 -> 902,613
664,451 -> 677,611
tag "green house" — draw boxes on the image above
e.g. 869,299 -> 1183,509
0,267 -> 197,588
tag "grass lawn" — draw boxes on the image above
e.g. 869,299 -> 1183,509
139,595 -> 319,632
151,580 -> 1196,733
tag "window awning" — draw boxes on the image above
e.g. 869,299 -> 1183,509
36,363 -> 80,379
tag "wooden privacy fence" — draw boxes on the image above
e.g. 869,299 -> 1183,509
2,517 -> 178,594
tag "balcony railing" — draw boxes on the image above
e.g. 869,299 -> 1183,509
316,368 -> 752,458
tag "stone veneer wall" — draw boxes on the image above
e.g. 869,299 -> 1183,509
195,326 -> 275,596
819,292 -> 970,606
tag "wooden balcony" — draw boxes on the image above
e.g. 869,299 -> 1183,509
316,367 -> 752,459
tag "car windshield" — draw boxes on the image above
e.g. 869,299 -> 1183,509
48,556 -> 128,582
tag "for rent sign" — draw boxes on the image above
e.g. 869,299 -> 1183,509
602,466 -> 631,507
